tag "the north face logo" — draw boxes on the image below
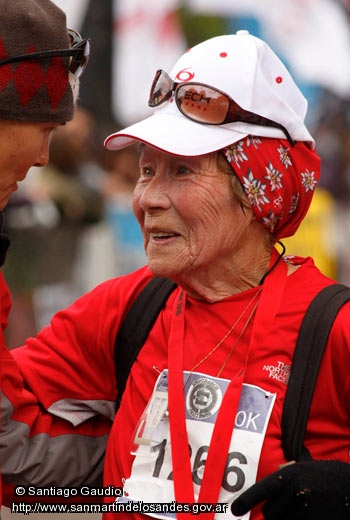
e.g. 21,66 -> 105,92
263,360 -> 291,385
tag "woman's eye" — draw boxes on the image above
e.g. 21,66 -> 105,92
140,166 -> 153,177
177,165 -> 191,176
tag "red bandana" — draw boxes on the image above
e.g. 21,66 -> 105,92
222,136 -> 321,239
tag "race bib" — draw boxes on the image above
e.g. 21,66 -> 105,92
119,370 -> 276,519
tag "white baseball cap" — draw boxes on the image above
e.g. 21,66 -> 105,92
105,31 -> 315,155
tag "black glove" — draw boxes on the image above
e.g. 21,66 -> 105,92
231,460 -> 350,520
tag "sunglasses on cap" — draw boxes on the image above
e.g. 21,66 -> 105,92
0,29 -> 90,78
149,69 -> 294,146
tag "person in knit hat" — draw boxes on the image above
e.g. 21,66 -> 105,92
1,31 -> 349,520
0,0 -> 89,215
0,0 -> 89,503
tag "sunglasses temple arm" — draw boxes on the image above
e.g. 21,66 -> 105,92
259,117 -> 295,146
280,127 -> 294,147
0,49 -> 77,67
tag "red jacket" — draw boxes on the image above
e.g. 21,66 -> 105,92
0,270 -> 11,502
1,257 -> 349,519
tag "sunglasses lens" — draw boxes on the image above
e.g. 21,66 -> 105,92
176,85 -> 230,124
68,28 -> 87,48
148,70 -> 173,107
67,29 -> 90,78
70,39 -> 90,78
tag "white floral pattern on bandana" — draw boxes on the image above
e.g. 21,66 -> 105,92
242,169 -> 269,211
222,136 -> 321,239
301,169 -> 318,192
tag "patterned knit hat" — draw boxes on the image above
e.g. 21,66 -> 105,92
0,0 -> 79,123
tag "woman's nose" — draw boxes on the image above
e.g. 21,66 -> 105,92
137,177 -> 172,211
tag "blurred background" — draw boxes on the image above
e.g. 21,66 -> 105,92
2,0 -> 349,349
1,1 -> 349,519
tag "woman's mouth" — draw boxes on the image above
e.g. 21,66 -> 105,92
150,231 -> 180,242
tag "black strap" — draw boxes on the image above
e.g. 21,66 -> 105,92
281,283 -> 350,462
115,277 -> 177,410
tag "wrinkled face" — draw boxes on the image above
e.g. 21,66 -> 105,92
133,145 -> 254,282
0,120 -> 59,209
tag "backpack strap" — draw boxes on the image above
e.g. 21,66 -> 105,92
115,276 -> 177,410
281,283 -> 350,462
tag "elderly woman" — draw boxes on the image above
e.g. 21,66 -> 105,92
1,32 -> 349,520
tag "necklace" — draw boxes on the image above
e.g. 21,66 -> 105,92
188,285 -> 263,379
184,245 -> 285,382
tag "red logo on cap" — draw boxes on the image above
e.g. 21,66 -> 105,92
175,68 -> 194,82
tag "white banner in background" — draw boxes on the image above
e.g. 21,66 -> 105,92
112,0 -> 186,125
